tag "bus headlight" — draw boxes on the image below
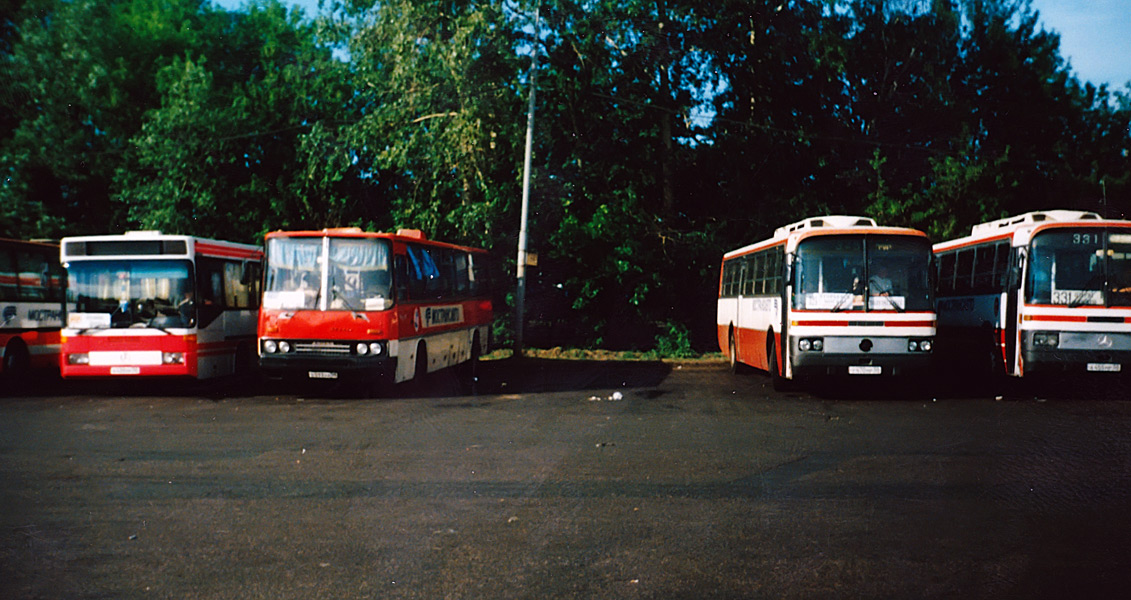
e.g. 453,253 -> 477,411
356,342 -> 369,355
162,352 -> 184,365
263,340 -> 278,354
369,342 -> 383,355
798,338 -> 823,352
278,341 -> 291,353
909,339 -> 933,352
1033,332 -> 1059,348
67,353 -> 89,365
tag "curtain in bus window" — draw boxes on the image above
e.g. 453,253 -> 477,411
407,245 -> 440,299
66,260 -> 192,328
328,239 -> 391,311
264,238 -> 322,310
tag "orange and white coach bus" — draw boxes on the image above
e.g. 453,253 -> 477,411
0,238 -> 66,382
718,216 -> 936,388
934,210 -> 1131,378
59,231 -> 263,379
257,228 -> 494,387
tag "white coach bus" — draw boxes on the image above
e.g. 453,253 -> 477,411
718,216 -> 936,389
934,210 -> 1131,378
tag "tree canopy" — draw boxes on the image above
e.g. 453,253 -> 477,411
2,0 -> 1128,350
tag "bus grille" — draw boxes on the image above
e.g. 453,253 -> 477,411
294,341 -> 353,356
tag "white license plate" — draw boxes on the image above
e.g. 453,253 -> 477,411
110,366 -> 141,375
848,366 -> 882,375
308,371 -> 339,380
1087,363 -> 1122,373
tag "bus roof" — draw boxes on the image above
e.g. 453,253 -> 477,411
264,228 -> 487,254
60,231 -> 262,260
933,210 -> 1131,252
723,216 -> 928,260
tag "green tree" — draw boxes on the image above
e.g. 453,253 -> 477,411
116,0 -> 363,243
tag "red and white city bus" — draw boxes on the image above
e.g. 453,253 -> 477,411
257,228 -> 494,387
934,210 -> 1131,378
0,238 -> 66,382
59,231 -> 263,379
718,216 -> 936,388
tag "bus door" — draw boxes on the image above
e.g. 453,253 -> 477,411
1004,246 -> 1024,375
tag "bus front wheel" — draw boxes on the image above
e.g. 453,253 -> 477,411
728,331 -> 746,374
768,336 -> 789,392
3,340 -> 30,388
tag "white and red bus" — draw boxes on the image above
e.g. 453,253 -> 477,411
934,210 -> 1131,378
59,231 -> 263,379
257,228 -> 494,387
0,238 -> 66,382
718,216 -> 936,388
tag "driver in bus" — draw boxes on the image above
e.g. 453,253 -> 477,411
869,265 -> 894,296
178,289 -> 196,326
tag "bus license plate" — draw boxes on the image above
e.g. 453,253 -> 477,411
848,366 -> 882,375
308,371 -> 339,380
1087,363 -> 1122,373
110,366 -> 141,375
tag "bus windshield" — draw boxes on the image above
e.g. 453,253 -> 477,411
793,235 -> 933,312
263,237 -> 393,311
66,259 -> 194,328
1026,228 -> 1131,307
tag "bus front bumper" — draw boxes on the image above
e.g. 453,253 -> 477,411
258,353 -> 396,383
1021,330 -> 1131,376
790,336 -> 933,378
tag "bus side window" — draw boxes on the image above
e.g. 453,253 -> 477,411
394,254 -> 410,301
0,250 -> 16,301
196,258 -> 225,326
973,244 -> 996,292
955,250 -> 974,294
16,251 -> 48,301
938,252 -> 956,295
993,243 -> 1010,289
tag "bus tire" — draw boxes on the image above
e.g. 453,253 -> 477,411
768,336 -> 788,392
414,342 -> 428,382
459,333 -> 481,395
728,330 -> 746,374
3,340 -> 30,389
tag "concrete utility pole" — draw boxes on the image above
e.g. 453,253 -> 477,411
514,4 -> 539,358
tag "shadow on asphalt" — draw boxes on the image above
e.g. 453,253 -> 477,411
1,358 -> 675,401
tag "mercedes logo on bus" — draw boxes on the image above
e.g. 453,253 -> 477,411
859,338 -> 873,352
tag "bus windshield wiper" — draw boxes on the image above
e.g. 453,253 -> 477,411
830,293 -> 855,312
879,293 -> 905,312
331,285 -> 367,319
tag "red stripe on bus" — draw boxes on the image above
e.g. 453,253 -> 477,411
1023,314 -> 1092,323
194,242 -> 263,260
791,320 -> 935,327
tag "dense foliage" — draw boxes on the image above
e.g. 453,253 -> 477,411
2,0 -> 1129,350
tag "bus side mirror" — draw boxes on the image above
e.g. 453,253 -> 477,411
1009,249 -> 1025,290
783,255 -> 794,285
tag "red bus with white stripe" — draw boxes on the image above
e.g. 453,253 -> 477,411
257,228 -> 494,388
0,238 -> 65,382
934,210 -> 1131,378
59,231 -> 263,379
718,216 -> 935,388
